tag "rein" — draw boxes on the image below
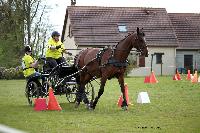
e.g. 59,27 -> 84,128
95,34 -> 140,68
113,34 -> 142,54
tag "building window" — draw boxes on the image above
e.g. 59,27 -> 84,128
156,54 -> 162,64
118,24 -> 127,32
139,56 -> 145,67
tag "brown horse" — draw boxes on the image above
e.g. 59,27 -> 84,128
74,27 -> 148,110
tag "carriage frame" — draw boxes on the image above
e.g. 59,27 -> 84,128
25,57 -> 95,106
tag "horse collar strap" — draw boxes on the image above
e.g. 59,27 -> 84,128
108,58 -> 128,67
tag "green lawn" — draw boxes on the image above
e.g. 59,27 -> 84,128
0,76 -> 200,133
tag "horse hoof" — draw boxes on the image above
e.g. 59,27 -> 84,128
75,102 -> 80,108
88,106 -> 94,111
122,106 -> 128,111
88,104 -> 95,110
85,103 -> 91,109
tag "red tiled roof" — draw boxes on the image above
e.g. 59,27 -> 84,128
63,6 -> 178,47
169,13 -> 200,49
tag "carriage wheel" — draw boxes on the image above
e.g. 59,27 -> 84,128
48,74 -> 59,88
25,81 -> 39,106
85,82 -> 95,103
66,84 -> 78,103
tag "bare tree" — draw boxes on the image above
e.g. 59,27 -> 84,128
0,0 -> 54,67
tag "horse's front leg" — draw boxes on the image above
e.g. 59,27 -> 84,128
75,74 -> 91,109
118,74 -> 128,110
91,77 -> 107,110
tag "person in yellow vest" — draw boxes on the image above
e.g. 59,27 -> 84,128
22,45 -> 40,78
45,31 -> 71,69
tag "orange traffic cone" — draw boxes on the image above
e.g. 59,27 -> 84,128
191,71 -> 198,83
34,98 -> 47,111
176,69 -> 181,80
117,95 -> 123,107
117,84 -> 132,107
187,70 -> 191,80
47,87 -> 62,111
124,84 -> 131,105
149,71 -> 158,83
173,74 -> 178,80
144,76 -> 150,83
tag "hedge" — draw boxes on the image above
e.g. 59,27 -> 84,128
0,67 -> 24,80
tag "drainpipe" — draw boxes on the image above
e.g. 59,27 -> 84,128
151,54 -> 154,72
161,56 -> 163,76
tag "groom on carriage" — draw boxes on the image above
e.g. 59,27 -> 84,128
22,45 -> 41,83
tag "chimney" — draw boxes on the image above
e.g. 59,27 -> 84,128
71,0 -> 76,6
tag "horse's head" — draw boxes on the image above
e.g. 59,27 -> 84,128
134,27 -> 148,57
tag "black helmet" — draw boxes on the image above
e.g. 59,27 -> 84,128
51,31 -> 60,37
24,45 -> 32,52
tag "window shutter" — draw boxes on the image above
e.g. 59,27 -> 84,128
156,54 -> 162,64
139,56 -> 145,67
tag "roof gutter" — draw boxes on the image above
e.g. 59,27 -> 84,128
61,8 -> 68,42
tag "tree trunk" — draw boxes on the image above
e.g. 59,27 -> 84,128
26,0 -> 31,46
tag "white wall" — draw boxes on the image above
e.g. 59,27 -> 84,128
128,47 -> 177,76
176,50 -> 200,71
62,19 -> 177,76
63,17 -> 78,58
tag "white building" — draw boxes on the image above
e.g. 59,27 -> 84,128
61,6 -> 200,76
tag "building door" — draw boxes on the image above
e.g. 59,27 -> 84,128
184,55 -> 193,71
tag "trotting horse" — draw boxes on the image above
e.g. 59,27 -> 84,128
74,27 -> 148,110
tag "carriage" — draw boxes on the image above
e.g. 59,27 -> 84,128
25,57 -> 95,106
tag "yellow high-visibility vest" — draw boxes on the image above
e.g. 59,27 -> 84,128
45,38 -> 65,59
22,54 -> 35,77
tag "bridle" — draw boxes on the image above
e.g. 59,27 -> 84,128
113,33 -> 147,55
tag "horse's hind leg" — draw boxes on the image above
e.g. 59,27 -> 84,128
75,83 -> 84,108
75,74 -> 90,108
91,77 -> 107,109
118,75 -> 128,110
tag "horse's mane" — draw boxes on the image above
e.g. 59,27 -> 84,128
114,32 -> 135,49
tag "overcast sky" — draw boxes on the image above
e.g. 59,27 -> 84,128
49,0 -> 200,33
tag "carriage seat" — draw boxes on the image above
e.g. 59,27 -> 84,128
26,72 -> 41,81
26,72 -> 42,88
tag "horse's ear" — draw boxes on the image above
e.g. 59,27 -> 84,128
137,27 -> 140,35
141,28 -> 145,36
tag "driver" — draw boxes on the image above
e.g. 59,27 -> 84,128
45,31 -> 71,69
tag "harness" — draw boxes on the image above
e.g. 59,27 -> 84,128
96,47 -> 128,68
96,48 -> 107,66
107,58 -> 128,67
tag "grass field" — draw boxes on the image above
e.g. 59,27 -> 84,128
0,76 -> 200,133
